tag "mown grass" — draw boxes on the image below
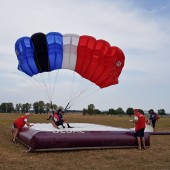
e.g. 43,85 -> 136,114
0,113 -> 170,170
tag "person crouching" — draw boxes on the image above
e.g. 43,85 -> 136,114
11,113 -> 33,143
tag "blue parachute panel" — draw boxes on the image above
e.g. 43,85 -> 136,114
46,32 -> 63,71
15,37 -> 39,76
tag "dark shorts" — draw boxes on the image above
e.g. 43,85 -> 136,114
136,128 -> 145,137
54,120 -> 64,126
13,123 -> 18,129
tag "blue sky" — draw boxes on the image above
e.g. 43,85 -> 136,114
0,0 -> 170,112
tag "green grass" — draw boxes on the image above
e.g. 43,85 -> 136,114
0,113 -> 170,170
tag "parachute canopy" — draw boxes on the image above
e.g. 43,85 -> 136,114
15,32 -> 125,88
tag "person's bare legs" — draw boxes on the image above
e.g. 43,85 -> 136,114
137,137 -> 142,149
11,127 -> 15,135
142,137 -> 146,149
63,118 -> 73,128
12,128 -> 18,142
47,113 -> 52,120
52,122 -> 59,129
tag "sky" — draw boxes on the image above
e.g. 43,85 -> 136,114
0,0 -> 170,112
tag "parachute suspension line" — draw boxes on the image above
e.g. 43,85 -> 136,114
67,70 -> 76,104
27,76 -> 51,102
50,101 -> 54,114
69,83 -> 97,107
63,73 -> 78,112
49,69 -> 60,102
47,52 -> 53,103
63,102 -> 71,112
37,72 -> 51,101
28,74 -> 52,103
61,70 -> 83,110
73,76 -> 89,99
67,71 -> 86,106
69,87 -> 100,108
67,73 -> 99,109
71,72 -> 85,100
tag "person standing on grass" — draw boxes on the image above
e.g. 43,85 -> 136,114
133,109 -> 146,150
11,113 -> 33,143
149,109 -> 159,132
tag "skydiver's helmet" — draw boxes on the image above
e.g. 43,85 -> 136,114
58,109 -> 63,113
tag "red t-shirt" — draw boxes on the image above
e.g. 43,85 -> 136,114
14,115 -> 27,129
134,112 -> 146,131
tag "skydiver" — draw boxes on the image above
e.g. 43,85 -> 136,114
47,108 -> 73,129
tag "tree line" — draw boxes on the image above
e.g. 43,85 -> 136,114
0,102 -> 167,116
0,101 -> 63,114
83,104 -> 167,117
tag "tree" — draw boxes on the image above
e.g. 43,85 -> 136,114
33,102 -> 39,114
158,109 -> 166,117
44,103 -> 51,114
83,108 -> 87,116
126,108 -> 134,116
0,101 -> 63,114
116,107 -> 125,116
6,103 -> 14,113
38,101 -> 45,114
87,104 -> 95,115
108,108 -> 116,115
54,104 -> 59,111
0,102 -> 14,113
94,109 -> 101,115
15,103 -> 22,113
25,103 -> 31,112
21,104 -> 27,113
0,103 -> 7,113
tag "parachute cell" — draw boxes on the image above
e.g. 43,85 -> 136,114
15,32 -> 125,88
46,32 -> 63,70
15,37 -> 38,76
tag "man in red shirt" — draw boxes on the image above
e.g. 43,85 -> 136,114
11,113 -> 33,143
133,109 -> 146,150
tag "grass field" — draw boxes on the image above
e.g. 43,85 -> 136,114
0,113 -> 170,170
